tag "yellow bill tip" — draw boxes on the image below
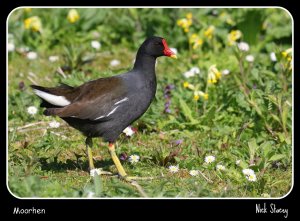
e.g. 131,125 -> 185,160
170,54 -> 177,59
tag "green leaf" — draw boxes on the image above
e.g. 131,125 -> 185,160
261,141 -> 272,158
179,98 -> 197,123
248,138 -> 258,162
268,154 -> 285,162
237,9 -> 265,45
282,103 -> 289,132
93,174 -> 102,197
267,95 -> 278,106
270,114 -> 281,124
235,93 -> 251,111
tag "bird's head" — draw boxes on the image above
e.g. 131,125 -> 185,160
141,36 -> 177,59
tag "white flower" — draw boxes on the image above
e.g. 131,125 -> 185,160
246,173 -> 257,182
270,52 -> 277,62
242,168 -> 255,176
170,47 -> 178,55
183,67 -> 200,78
27,51 -> 38,60
189,170 -> 199,176
49,120 -> 60,128
168,165 -> 179,173
27,106 -> 38,115
245,55 -> 254,62
123,126 -> 135,136
237,42 -> 250,52
190,67 -> 200,74
128,154 -> 140,163
222,69 -> 230,75
8,42 -> 15,52
110,59 -> 120,67
49,56 -> 59,62
216,164 -> 226,171
236,160 -> 241,165
91,41 -> 101,50
183,71 -> 195,78
205,155 -> 215,164
87,191 -> 95,198
90,168 -> 102,177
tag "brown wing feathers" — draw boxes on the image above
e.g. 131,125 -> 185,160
41,77 -> 127,120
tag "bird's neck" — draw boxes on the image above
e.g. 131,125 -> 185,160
133,51 -> 157,75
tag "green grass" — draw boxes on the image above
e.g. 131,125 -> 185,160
8,8 -> 292,198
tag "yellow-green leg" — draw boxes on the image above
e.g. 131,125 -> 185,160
108,143 -> 127,177
108,143 -> 149,197
86,137 -> 95,170
108,143 -> 156,181
86,138 -> 112,176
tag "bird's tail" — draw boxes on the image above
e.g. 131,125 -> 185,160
30,84 -> 72,107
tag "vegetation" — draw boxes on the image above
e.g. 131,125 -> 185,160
8,8 -> 292,198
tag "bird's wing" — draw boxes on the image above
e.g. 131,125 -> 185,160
45,77 -> 129,121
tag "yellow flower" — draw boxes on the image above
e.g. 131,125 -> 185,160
281,51 -> 288,57
192,39 -> 203,49
177,15 -> 192,33
215,71 -> 222,79
177,19 -> 184,26
183,81 -> 196,90
189,34 -> 203,50
282,48 -> 292,58
24,16 -> 42,32
177,18 -> 191,29
189,34 -> 198,44
183,82 -> 189,88
208,65 -> 221,84
281,48 -> 292,70
186,13 -> 192,20
208,77 -> 217,84
67,9 -> 80,23
204,25 -> 215,39
194,91 -> 208,101
228,30 -> 242,46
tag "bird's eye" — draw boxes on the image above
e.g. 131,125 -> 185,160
155,42 -> 162,46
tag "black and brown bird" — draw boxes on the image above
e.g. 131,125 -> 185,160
31,36 -> 177,181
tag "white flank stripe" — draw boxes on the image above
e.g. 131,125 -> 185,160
114,97 -> 129,105
106,106 -> 119,117
94,115 -> 105,120
34,89 -> 71,106
93,106 -> 120,120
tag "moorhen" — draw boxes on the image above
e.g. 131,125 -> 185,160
31,36 -> 177,181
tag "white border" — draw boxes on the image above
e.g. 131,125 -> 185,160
6,6 -> 294,200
